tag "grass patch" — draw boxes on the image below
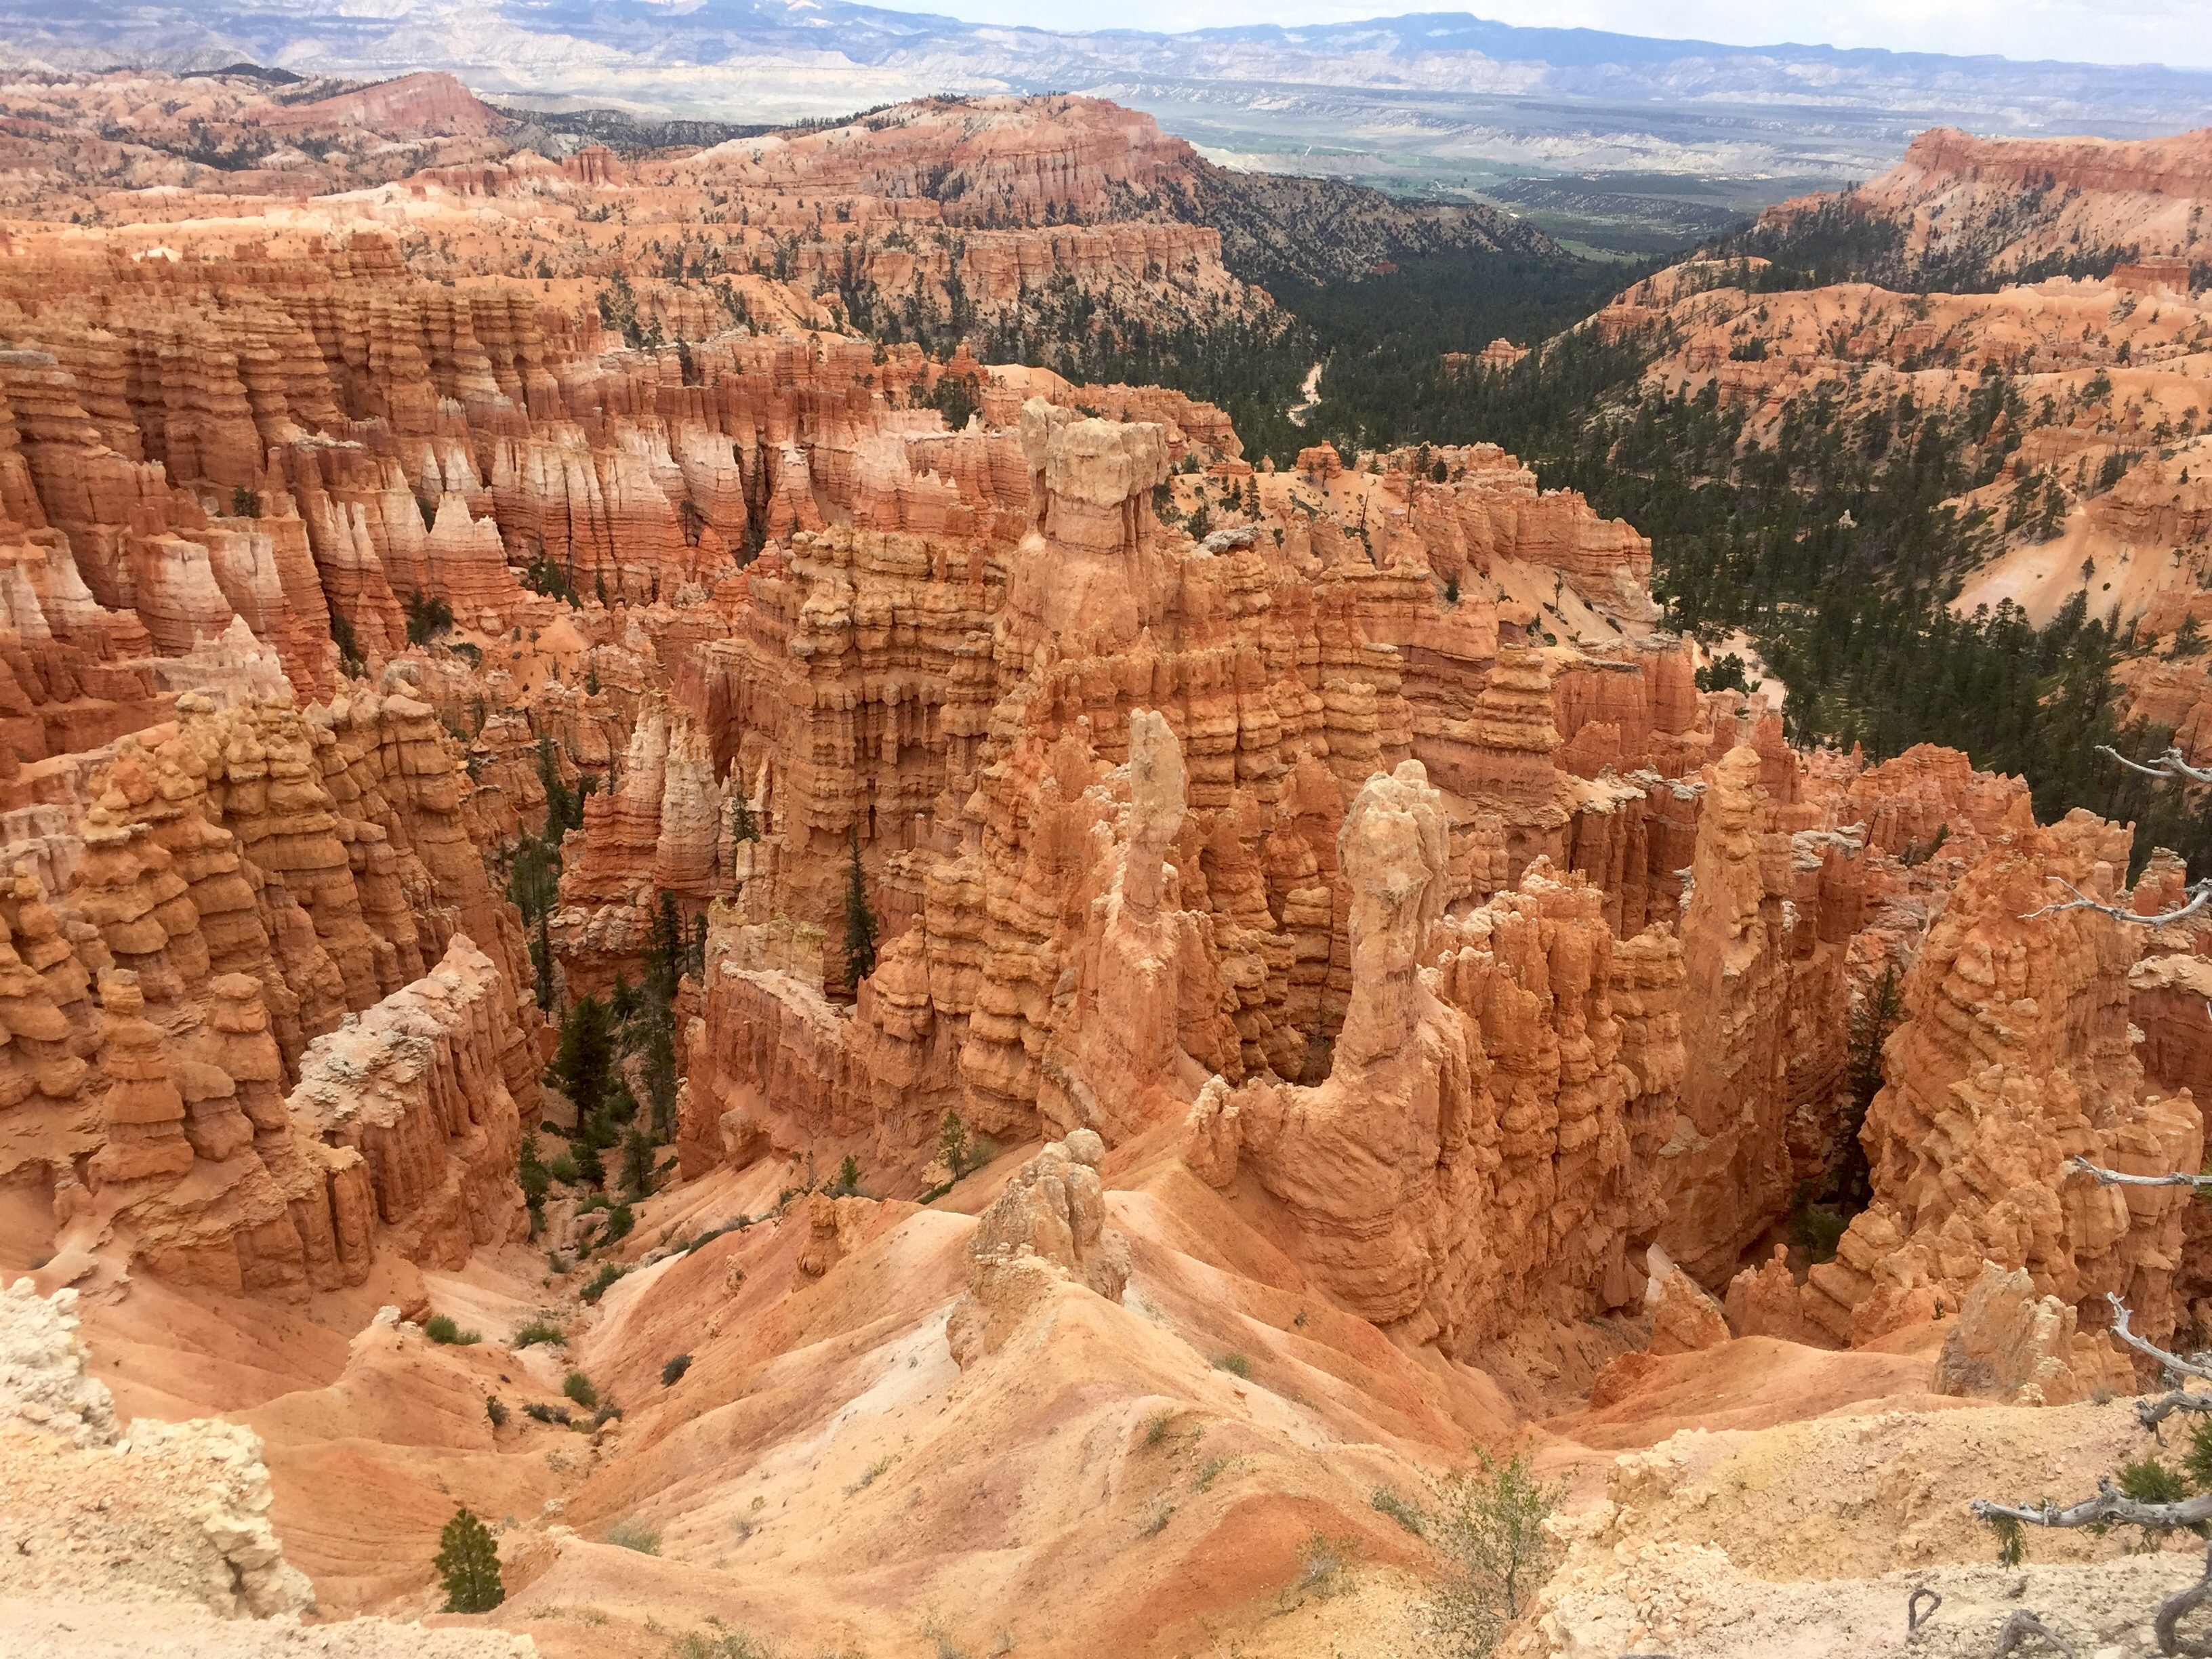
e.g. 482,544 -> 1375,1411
1371,1486 -> 1425,1535
604,1517 -> 660,1555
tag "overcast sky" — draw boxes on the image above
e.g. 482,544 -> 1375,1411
877,0 -> 2212,70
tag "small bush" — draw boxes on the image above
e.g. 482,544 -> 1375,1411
1288,1528 -> 1357,1603
581,1263 -> 630,1304
425,1314 -> 480,1346
434,1505 -> 505,1612
1213,1352 -> 1251,1379
562,1371 -> 600,1410
1145,1410 -> 1174,1447
514,1320 -> 563,1347
1424,1449 -> 1565,1656
604,1517 -> 660,1555
1139,1497 -> 1175,1538
548,1153 -> 579,1184
522,1401 -> 572,1425
600,1202 -> 634,1243
1371,1486 -> 1425,1536
846,1455 -> 893,1496
485,1395 -> 508,1428
672,1630 -> 781,1659
661,1353 -> 693,1387
1193,1457 -> 1230,1492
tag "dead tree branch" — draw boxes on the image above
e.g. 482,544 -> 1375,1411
1991,1608 -> 2078,1657
2022,876 -> 2212,926
2100,745 -> 2212,786
2106,1293 -> 2212,1381
2069,1155 -> 2212,1195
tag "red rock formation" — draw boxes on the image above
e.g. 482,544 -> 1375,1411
1767,811 -> 2204,1349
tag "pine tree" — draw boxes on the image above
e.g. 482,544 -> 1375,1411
433,1505 -> 505,1613
550,995 -> 613,1118
731,790 -> 759,843
843,830 -> 878,987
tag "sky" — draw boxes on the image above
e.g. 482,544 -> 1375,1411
872,0 -> 2212,70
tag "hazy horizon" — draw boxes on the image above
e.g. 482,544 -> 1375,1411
859,0 -> 2212,73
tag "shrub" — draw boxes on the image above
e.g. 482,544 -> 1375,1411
514,1320 -> 563,1347
1145,1410 -> 1174,1448
523,1401 -> 571,1425
830,1154 -> 861,1196
424,1314 -> 480,1346
1193,1457 -> 1229,1492
562,1370 -> 600,1411
604,1517 -> 660,1555
546,1152 -> 579,1184
661,1353 -> 693,1387
600,1202 -> 634,1243
1287,1529 -> 1357,1604
581,1263 -> 629,1304
1424,1449 -> 1565,1656
434,1505 -> 506,1612
229,485 -> 262,518
485,1396 -> 508,1428
1213,1352 -> 1251,1379
1139,1496 -> 1175,1538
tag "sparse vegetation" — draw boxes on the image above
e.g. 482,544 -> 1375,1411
485,1395 -> 508,1428
424,1314 -> 480,1346
514,1319 -> 563,1347
605,1517 -> 661,1555
1212,1352 -> 1251,1379
433,1505 -> 506,1612
562,1370 -> 600,1410
661,1353 -> 693,1387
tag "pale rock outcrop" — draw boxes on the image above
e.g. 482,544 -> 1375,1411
0,1279 -> 314,1619
947,1129 -> 1129,1365
1933,1259 -> 2131,1406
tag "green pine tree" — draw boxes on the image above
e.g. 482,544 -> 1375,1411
433,1505 -> 505,1612
843,830 -> 878,987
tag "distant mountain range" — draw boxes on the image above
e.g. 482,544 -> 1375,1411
6,1 -> 2211,220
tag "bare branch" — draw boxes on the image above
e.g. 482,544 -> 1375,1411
1992,1608 -> 2078,1658
2022,876 -> 2212,927
2138,1388 -> 2212,1439
1908,1585 -> 1942,1635
1970,1477 -> 2212,1533
2108,1293 -> 2212,1382
2156,1542 -> 2212,1658
2100,744 -> 2212,785
2070,1155 -> 2212,1194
